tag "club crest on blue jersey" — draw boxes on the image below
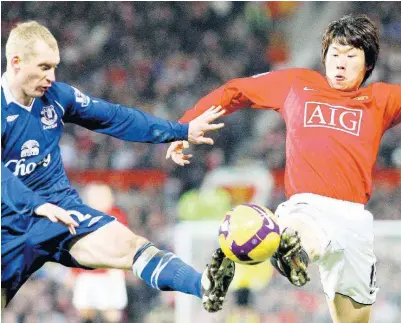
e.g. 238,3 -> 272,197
41,105 -> 58,129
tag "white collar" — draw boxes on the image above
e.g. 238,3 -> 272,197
1,73 -> 35,112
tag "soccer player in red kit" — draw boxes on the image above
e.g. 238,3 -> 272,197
166,14 -> 401,323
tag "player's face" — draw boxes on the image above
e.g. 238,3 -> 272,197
18,40 -> 60,99
325,42 -> 368,92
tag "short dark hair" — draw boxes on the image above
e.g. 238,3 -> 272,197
321,14 -> 380,84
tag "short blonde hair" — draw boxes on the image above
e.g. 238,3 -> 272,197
6,21 -> 58,63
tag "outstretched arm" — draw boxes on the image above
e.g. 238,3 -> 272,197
167,70 -> 297,165
58,84 -> 224,144
63,89 -> 190,143
178,71 -> 288,123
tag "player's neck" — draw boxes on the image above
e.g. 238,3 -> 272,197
5,71 -> 34,107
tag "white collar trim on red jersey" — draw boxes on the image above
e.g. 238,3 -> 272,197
1,73 -> 35,112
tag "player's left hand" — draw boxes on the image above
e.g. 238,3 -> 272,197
35,203 -> 79,235
165,140 -> 192,166
187,105 -> 225,145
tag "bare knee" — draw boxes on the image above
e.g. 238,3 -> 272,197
69,221 -> 148,270
328,293 -> 371,323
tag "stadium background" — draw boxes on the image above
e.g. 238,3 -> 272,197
1,2 -> 400,322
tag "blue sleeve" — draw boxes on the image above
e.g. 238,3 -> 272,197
54,83 -> 189,143
1,162 -> 47,215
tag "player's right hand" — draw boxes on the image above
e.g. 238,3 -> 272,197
167,105 -> 225,166
35,203 -> 79,235
187,105 -> 225,145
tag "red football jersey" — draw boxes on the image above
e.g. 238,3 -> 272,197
71,206 -> 129,275
179,68 -> 401,204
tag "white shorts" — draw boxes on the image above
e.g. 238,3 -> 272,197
276,193 -> 378,305
72,269 -> 128,310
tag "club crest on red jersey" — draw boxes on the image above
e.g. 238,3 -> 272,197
304,102 -> 363,136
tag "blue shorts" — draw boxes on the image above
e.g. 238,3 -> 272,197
1,194 -> 115,305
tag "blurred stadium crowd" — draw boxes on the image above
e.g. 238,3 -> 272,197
1,2 -> 400,323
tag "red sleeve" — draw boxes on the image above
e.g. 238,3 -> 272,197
179,69 -> 300,123
385,84 -> 401,129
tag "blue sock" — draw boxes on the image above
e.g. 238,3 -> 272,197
132,242 -> 202,298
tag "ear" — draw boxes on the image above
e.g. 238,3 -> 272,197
366,65 -> 372,71
10,56 -> 22,71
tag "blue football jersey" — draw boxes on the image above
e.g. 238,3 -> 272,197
1,73 -> 189,216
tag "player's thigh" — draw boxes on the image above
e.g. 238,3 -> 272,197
2,215 -> 49,306
69,220 -> 148,270
327,293 -> 371,323
276,202 -> 328,261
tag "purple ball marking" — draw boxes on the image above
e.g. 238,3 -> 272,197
230,241 -> 252,261
219,214 -> 231,238
230,204 -> 279,261
245,204 -> 280,235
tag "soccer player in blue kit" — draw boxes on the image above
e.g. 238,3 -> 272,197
1,21 -> 235,312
